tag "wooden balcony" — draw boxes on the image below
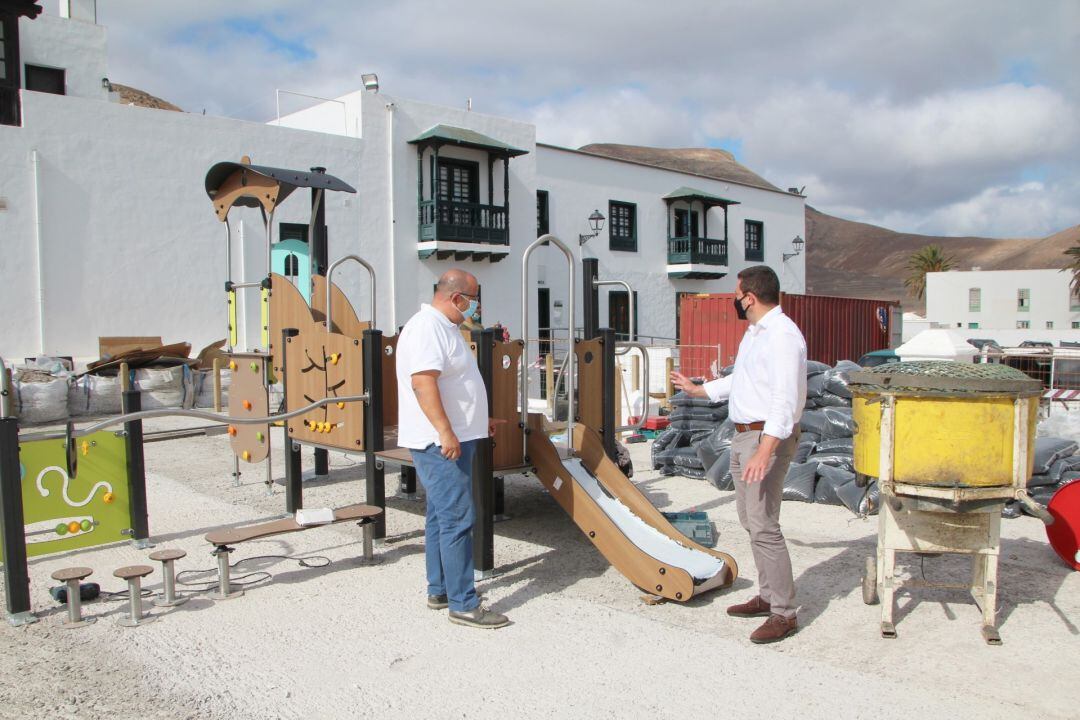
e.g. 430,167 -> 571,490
417,199 -> 510,262
667,236 -> 729,279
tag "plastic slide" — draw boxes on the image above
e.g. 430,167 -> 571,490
526,415 -> 737,601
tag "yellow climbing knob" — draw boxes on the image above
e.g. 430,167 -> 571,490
323,423 -> 332,434
102,492 -> 115,504
329,353 -> 341,365
80,441 -> 90,456
250,362 -> 259,372
336,402 -> 345,410
229,360 -> 238,371
242,450 -> 251,461
308,420 -> 317,430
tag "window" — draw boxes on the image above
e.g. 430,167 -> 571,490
536,190 -> 549,237
283,253 -> 300,277
608,290 -> 639,341
437,159 -> 479,226
279,223 -> 309,244
745,220 -> 764,262
1071,288 -> 1080,312
673,209 -> 699,238
1073,322 -> 1079,330
1017,320 -> 1030,329
608,200 -> 636,252
968,288 -> 981,312
24,64 -> 64,95
968,322 -> 980,329
1017,288 -> 1030,311
1047,321 -> 1054,329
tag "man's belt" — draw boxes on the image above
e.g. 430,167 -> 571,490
734,421 -> 766,432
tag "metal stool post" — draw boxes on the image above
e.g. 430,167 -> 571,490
113,565 -> 156,627
211,545 -> 244,600
50,567 -> 95,629
355,519 -> 380,565
150,549 -> 189,608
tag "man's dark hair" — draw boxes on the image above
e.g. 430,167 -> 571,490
737,265 -> 780,305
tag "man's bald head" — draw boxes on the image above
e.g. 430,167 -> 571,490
435,269 -> 478,299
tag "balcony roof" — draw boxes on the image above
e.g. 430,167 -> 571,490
662,186 -> 740,207
408,124 -> 528,158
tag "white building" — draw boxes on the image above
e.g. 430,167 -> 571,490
925,269 -> 1080,346
0,2 -> 806,363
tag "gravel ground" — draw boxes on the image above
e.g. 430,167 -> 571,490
2,418 -> 1078,719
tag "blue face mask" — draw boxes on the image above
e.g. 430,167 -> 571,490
458,296 -> 479,321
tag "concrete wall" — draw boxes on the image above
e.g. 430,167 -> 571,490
926,269 -> 1080,343
19,11 -> 107,102
535,145 -> 807,341
0,91 -> 365,362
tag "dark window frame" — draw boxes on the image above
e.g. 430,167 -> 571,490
673,208 -> 700,238
744,220 -> 764,262
608,289 -> 639,341
279,222 -> 309,244
536,189 -> 549,237
608,200 -> 637,252
437,157 -> 480,204
24,63 -> 64,95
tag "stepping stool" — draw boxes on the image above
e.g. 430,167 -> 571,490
50,566 -> 95,629
113,565 -> 156,627
149,549 -> 189,608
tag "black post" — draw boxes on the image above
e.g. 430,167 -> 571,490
311,167 -> 331,480
363,328 -> 386,540
472,328 -> 495,576
122,389 -> 150,545
399,466 -> 417,497
0,416 -> 32,621
582,258 -> 599,340
599,327 -> 618,461
281,329 -> 303,513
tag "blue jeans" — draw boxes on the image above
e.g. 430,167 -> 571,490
410,440 -> 479,612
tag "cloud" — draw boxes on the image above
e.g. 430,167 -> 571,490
90,0 -> 1080,238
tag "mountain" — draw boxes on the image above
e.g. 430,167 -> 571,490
111,84 -> 182,112
576,143 -> 782,193
806,207 -> 1080,310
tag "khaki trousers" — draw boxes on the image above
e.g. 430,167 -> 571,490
730,428 -> 800,618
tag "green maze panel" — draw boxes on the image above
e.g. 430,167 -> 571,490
1,430 -> 132,558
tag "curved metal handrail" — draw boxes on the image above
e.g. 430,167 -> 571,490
523,234 -> 575,457
594,279 -> 636,354
614,341 -> 650,433
325,254 -> 377,332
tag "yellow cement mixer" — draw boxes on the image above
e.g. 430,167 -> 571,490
848,361 -> 1048,645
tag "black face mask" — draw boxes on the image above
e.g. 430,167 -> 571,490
733,294 -> 750,321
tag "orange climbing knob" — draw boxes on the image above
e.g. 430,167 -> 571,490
102,492 -> 114,504
228,425 -> 237,437
68,521 -> 81,534
243,400 -> 253,411
242,450 -> 251,461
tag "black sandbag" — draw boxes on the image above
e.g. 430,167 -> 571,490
1061,471 -> 1080,486
1033,438 -> 1080,475
796,431 -> 821,446
1028,474 -> 1057,489
814,465 -> 857,505
815,438 -> 854,454
807,452 -> 855,472
803,397 -> 821,410
669,418 -> 725,432
783,462 -> 817,502
816,391 -> 852,408
688,428 -> 715,444
858,480 -> 880,515
806,374 -> 826,399
807,361 -> 831,377
793,442 -> 814,464
672,446 -> 705,469
669,391 -> 725,409
670,407 -> 729,423
820,407 -> 856,439
1048,455 -> 1080,480
673,465 -> 707,480
706,451 -> 732,490
696,420 -> 737,466
713,470 -> 735,491
652,427 -> 683,452
799,410 -> 829,437
823,360 -> 860,399
835,477 -> 868,514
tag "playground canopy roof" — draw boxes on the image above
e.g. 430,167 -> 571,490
204,161 -> 355,205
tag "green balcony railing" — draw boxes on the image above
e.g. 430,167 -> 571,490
419,199 -> 509,245
667,236 -> 728,266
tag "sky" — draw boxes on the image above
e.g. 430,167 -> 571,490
94,0 -> 1080,239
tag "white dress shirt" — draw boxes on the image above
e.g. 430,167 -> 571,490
702,306 -> 807,440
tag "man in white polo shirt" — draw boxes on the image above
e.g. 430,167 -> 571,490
671,265 -> 806,643
396,269 -> 509,629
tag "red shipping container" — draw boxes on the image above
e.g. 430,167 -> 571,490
678,293 -> 898,377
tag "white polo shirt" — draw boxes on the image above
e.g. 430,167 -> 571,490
396,304 -> 489,450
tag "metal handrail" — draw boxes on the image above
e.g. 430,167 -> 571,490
523,234 -> 575,457
614,341 -> 650,433
594,279 -> 636,354
325,254 -> 377,332
17,394 -> 369,443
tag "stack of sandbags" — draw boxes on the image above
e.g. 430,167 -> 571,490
651,390 -> 729,480
67,374 -> 123,416
12,367 -> 70,425
133,366 -> 194,410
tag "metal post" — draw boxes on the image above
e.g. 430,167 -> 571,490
281,328 -> 303,513
1,401 -> 36,624
599,328 -> 618,460
212,356 -> 222,412
472,329 -> 495,578
399,466 -> 417,498
582,258 -> 599,340
65,579 -> 83,624
363,329 -> 386,540
122,388 -> 151,549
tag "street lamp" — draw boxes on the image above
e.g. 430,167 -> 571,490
783,235 -> 805,262
578,209 -> 606,246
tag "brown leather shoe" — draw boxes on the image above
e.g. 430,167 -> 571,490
726,595 -> 771,618
750,613 -> 798,644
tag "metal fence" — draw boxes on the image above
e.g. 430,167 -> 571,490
976,346 -> 1080,394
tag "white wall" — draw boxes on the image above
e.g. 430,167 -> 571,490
19,11 -> 108,101
535,145 -> 806,341
0,91 -> 365,362
926,269 -> 1080,344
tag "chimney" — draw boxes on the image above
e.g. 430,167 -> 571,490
59,0 -> 97,23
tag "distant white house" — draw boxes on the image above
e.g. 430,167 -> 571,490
0,1 -> 806,363
925,269 -> 1080,347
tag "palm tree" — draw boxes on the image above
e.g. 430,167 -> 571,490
1063,244 -> 1080,295
904,244 -> 956,300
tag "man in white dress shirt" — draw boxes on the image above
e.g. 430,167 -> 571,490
671,265 -> 807,643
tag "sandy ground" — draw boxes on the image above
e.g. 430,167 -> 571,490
2,418 -> 1078,720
